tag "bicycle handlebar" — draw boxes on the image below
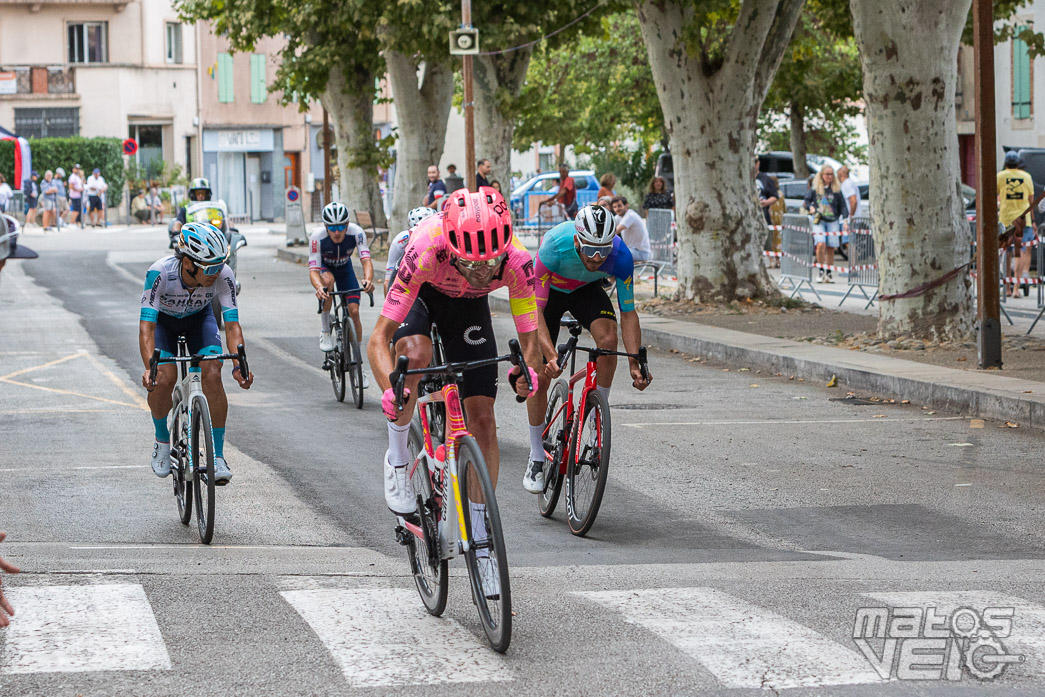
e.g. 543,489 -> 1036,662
149,344 -> 249,387
556,335 -> 650,383
506,338 -> 534,403
316,287 -> 375,312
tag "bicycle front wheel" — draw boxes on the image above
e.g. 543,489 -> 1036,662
457,435 -> 511,653
539,379 -> 568,518
346,322 -> 364,409
565,389 -> 611,537
406,417 -> 448,615
173,409 -> 192,525
191,394 -> 216,544
330,327 -> 346,403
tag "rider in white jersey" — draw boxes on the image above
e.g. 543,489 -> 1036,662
384,206 -> 436,295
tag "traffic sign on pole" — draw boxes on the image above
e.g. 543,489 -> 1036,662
122,139 -> 138,156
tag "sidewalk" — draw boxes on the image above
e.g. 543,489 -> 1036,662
274,240 -> 1045,430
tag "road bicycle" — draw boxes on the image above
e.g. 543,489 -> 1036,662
539,317 -> 650,536
149,338 -> 249,544
318,287 -> 374,407
389,338 -> 534,653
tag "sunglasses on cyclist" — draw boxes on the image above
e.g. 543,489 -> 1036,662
456,254 -> 506,271
579,243 -> 612,260
194,260 -> 225,276
326,224 -> 348,233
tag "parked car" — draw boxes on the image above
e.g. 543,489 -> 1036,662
758,151 -> 844,181
779,179 -> 869,216
510,170 -> 599,229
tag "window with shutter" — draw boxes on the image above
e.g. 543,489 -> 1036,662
251,54 -> 266,104
1013,27 -> 1032,120
218,53 -> 234,103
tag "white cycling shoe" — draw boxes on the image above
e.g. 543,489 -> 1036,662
151,441 -> 172,478
213,456 -> 232,485
384,451 -> 416,515
363,373 -> 370,389
523,460 -> 545,494
319,332 -> 334,352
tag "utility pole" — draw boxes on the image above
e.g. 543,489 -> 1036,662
974,0 -> 1002,368
462,0 -> 476,192
322,107 -> 332,208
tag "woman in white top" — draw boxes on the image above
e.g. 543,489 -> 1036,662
0,174 -> 12,214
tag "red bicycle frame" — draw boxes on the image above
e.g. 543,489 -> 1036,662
543,349 -> 602,477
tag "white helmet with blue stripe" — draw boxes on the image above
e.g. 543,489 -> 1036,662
178,222 -> 229,265
408,206 -> 436,228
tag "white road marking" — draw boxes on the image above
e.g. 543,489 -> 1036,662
865,591 -> 1045,676
281,588 -> 513,687
578,587 -> 883,689
1,584 -> 171,674
623,416 -> 966,428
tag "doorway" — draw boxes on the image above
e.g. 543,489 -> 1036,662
246,154 -> 262,220
283,152 -> 299,189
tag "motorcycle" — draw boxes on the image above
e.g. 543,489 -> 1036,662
167,200 -> 247,327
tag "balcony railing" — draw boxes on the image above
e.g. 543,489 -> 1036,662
1,66 -> 76,96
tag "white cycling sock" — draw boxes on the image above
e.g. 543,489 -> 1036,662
470,501 -> 489,558
320,312 -> 332,334
596,385 -> 611,404
528,424 -> 545,463
387,421 -> 411,467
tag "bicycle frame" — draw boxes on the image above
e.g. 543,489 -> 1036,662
542,347 -> 599,476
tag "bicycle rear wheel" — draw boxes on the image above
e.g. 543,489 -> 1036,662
565,389 -> 611,537
172,409 -> 192,525
539,379 -> 568,518
457,435 -> 511,653
346,322 -> 364,409
330,325 -> 346,403
406,418 -> 448,615
191,394 -> 216,544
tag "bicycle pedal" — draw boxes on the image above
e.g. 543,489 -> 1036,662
394,524 -> 411,545
321,360 -> 332,371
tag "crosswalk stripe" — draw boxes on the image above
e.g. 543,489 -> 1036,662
865,591 -> 1044,676
1,584 -> 171,674
281,588 -> 513,687
577,587 -> 883,689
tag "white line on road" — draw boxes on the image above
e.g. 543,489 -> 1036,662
578,587 -> 883,690
0,465 -> 143,473
623,416 -> 966,428
1,584 -> 171,674
281,588 -> 513,687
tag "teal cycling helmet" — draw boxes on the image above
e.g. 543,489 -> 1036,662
178,222 -> 229,266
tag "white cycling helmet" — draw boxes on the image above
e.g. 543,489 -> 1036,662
322,201 -> 351,226
574,204 -> 616,245
178,222 -> 229,265
408,206 -> 436,228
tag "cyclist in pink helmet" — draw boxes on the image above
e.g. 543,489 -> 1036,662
368,187 -> 556,516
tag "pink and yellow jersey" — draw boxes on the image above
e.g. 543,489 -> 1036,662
381,214 -> 538,333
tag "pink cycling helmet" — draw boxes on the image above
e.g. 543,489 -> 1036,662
443,186 -> 513,261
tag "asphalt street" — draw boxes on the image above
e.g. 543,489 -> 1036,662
3,226 -> 1045,695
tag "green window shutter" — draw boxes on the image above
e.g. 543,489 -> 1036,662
1014,28 -> 1032,119
218,53 -> 234,103
251,54 -> 266,104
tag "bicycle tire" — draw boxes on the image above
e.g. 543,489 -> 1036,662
406,417 -> 448,616
330,323 -> 347,402
191,394 -> 216,544
565,389 -> 611,537
347,321 -> 364,409
457,435 -> 512,653
539,379 -> 568,518
173,408 -> 192,525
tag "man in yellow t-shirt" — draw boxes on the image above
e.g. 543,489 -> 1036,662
997,151 -> 1036,296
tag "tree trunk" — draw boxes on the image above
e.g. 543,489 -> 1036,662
789,101 -> 809,181
851,0 -> 973,341
386,52 -> 455,232
636,0 -> 805,302
473,49 -> 533,188
322,65 -> 386,227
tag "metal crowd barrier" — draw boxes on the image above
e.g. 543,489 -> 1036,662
838,216 -> 878,308
637,208 -> 676,296
779,213 -> 821,300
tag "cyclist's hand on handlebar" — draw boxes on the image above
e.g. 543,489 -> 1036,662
315,286 -> 330,301
543,357 -> 563,380
509,366 -> 539,398
631,364 -> 651,391
382,386 -> 409,420
361,278 -> 375,294
141,371 -> 155,392
232,365 -> 254,389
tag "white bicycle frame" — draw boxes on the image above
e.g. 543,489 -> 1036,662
166,338 -> 209,474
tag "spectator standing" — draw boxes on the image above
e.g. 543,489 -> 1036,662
998,151 -> 1035,296
85,168 -> 108,227
540,165 -> 578,220
802,166 -> 846,283
489,180 -> 502,194
23,171 -> 39,227
598,172 -> 617,201
67,164 -> 84,226
838,166 -> 860,219
612,195 -> 652,261
754,156 -> 779,225
0,174 -> 11,213
642,176 -> 674,214
475,158 -> 492,189
54,167 -> 68,228
422,165 -> 445,207
146,187 -> 163,224
446,163 -> 457,177
40,170 -> 57,231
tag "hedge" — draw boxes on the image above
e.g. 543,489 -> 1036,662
0,136 -> 125,206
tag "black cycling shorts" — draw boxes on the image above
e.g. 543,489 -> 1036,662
392,284 -> 498,400
543,281 -> 616,346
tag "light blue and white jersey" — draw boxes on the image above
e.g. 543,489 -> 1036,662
140,255 -> 238,322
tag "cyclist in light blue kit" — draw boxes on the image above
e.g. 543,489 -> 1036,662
139,222 -> 254,484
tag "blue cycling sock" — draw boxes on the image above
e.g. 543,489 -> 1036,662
212,427 -> 225,458
153,416 -> 170,442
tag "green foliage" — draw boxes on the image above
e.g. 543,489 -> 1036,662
514,13 -> 664,154
962,1 -> 1043,54
578,146 -> 661,204
125,159 -> 186,194
0,136 -> 124,206
758,112 -> 866,164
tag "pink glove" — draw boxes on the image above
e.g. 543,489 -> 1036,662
382,386 -> 409,420
509,366 -> 539,397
